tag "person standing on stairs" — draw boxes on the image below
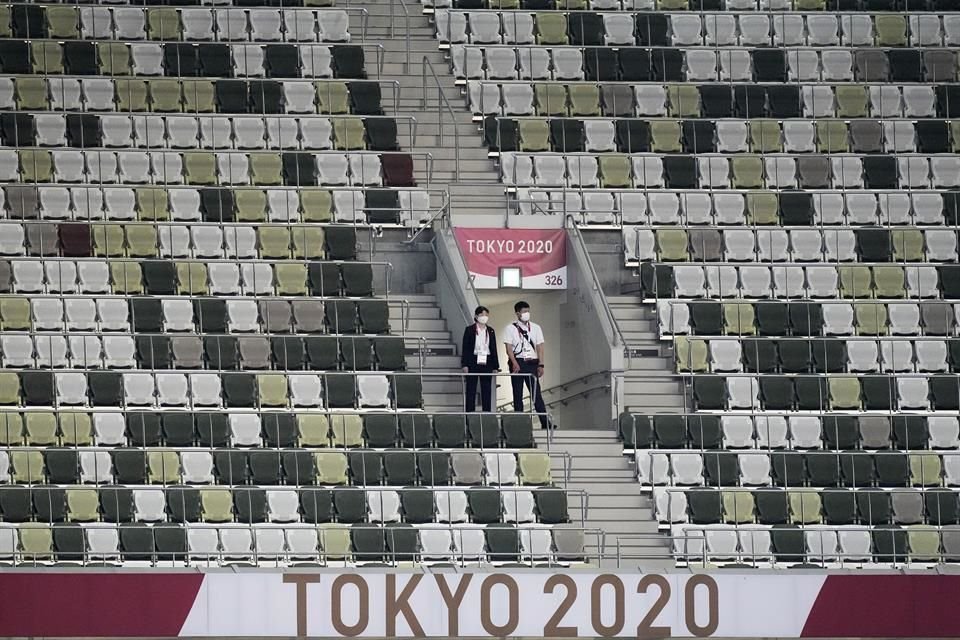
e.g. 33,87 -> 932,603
461,306 -> 500,413
504,301 -> 551,430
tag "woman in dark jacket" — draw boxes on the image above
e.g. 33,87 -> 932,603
461,305 -> 500,412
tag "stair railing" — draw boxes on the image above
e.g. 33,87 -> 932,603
405,198 -> 450,244
497,370 -> 611,411
390,0 -> 412,72
615,532 -> 707,569
421,56 -> 461,182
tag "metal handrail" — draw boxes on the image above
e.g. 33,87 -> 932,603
497,370 -> 612,411
6,524 -> 608,568
656,520 -> 951,569
542,379 -> 612,409
650,296 -> 947,307
421,56 -> 461,182
391,0 -> 412,73
363,43 -> 385,77
614,532 -> 705,569
405,200 -> 449,244
565,213 -> 631,360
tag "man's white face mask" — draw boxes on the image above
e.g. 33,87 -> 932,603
476,315 -> 489,325
519,311 -> 531,322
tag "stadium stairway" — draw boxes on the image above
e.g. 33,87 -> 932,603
609,297 -> 690,414
359,1 -> 676,563
391,294 -> 465,411
536,428 -> 671,567
358,0 -> 509,224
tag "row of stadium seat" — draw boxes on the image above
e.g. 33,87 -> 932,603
0,333 -> 405,369
621,412 -> 960,449
0,521 -> 587,565
0,187 -> 406,225
0,78 -> 384,114
485,118 -> 960,155
675,336 -> 960,373
437,10 -> 960,46
0,186 -> 427,223
0,150 -> 417,187
0,369 -> 425,408
0,297 -> 389,333
501,152 -> 960,189
644,265 -> 942,299
0,259 -> 378,295
0,485 -> 569,523
0,411 -> 539,448
436,11 -> 960,47
539,190 -> 956,226
617,191 -> 957,225
632,228 -> 960,262
461,48 -> 959,85
0,6 -> 351,42
659,490 -> 960,530
655,300 -> 960,335
0,448 -> 552,485
5,223 -> 390,257
669,522 -> 957,565
423,0 -> 960,13
467,49 -> 958,91
0,41 -> 365,78
635,448 -> 952,485
687,373 -> 960,410
473,83 -> 958,119
0,114 -> 400,151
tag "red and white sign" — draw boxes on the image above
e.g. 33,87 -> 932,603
454,228 -> 567,289
2,571 -> 960,638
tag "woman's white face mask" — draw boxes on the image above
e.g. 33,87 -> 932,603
476,315 -> 489,325
519,311 -> 531,322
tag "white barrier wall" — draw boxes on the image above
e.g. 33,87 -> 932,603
2,571 -> 958,638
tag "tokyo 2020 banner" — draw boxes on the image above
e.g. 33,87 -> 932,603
454,228 -> 567,290
1,571 -> 959,637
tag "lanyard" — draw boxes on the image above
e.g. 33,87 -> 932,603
513,322 -> 534,355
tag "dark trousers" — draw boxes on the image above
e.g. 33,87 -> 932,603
465,368 -> 493,412
512,359 -> 548,429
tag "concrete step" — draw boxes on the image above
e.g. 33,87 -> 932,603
624,358 -> 672,371
587,494 -> 650,509
389,305 -> 440,321
616,319 -> 658,334
405,330 -> 455,343
422,377 -> 462,391
619,380 -> 685,395
422,355 -> 461,368
405,317 -> 448,331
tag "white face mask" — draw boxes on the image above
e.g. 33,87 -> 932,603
476,315 -> 489,325
519,311 -> 531,322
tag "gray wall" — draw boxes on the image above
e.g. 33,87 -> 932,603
363,229 -> 437,295
582,229 -> 642,296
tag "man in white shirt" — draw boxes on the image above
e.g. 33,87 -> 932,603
503,301 -> 550,429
